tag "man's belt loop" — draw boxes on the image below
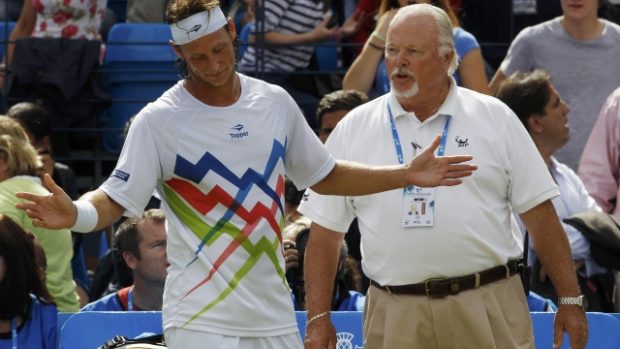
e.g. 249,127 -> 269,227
474,273 -> 480,288
504,263 -> 510,279
425,280 -> 431,297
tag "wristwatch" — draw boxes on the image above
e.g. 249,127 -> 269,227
558,295 -> 585,308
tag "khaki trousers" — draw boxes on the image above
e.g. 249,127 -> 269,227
363,275 -> 534,349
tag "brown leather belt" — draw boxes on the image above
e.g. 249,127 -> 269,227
370,260 -> 519,298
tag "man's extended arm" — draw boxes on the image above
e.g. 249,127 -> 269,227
303,222 -> 345,349
519,200 -> 588,349
311,135 -> 476,196
15,173 -> 125,231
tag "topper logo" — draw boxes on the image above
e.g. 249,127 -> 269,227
230,124 -> 248,139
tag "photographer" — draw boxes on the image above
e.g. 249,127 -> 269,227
283,217 -> 365,311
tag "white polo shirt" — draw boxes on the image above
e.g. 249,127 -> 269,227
298,80 -> 559,285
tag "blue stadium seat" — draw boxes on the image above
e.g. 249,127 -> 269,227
314,39 -> 339,72
104,23 -> 176,66
59,311 -> 163,349
531,312 -> 620,349
102,23 -> 179,154
0,21 -> 15,59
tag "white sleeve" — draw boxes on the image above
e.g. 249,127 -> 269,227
283,93 -> 336,190
100,112 -> 161,218
297,122 -> 355,233
501,104 -> 558,213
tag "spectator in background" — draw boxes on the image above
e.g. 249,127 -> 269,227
497,69 -> 613,311
579,86 -> 620,311
316,89 -> 368,143
82,209 -> 167,311
226,0 -> 255,30
1,0 -> 110,158
343,0 -> 489,96
237,0 -> 361,126
579,86 -> 620,221
6,102 -> 78,200
489,0 -> 620,170
0,214 -> 57,349
6,101 -> 89,306
0,116 -> 80,312
126,0 -> 170,23
283,217 -> 365,312
336,0 -> 380,64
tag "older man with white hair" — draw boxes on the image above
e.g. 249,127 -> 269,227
300,4 -> 588,349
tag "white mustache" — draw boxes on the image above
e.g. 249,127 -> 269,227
391,67 -> 415,79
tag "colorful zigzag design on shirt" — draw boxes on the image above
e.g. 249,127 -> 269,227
162,138 -> 288,327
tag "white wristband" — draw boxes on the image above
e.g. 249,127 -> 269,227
70,200 -> 99,233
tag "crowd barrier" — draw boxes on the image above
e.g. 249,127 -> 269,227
58,311 -> 620,349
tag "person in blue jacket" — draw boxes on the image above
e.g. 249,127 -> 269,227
81,209 -> 168,312
0,214 -> 57,349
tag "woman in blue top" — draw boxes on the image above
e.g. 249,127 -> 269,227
343,0 -> 489,96
0,215 -> 57,349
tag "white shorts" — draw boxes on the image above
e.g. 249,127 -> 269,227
164,328 -> 303,349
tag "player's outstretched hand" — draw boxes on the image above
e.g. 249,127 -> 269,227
15,173 -> 76,229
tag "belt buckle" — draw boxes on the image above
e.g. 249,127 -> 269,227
424,278 -> 445,297
449,278 -> 460,295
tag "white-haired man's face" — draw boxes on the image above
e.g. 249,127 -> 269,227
385,11 -> 450,103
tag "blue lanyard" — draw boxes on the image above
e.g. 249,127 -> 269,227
387,102 -> 451,166
11,318 -> 17,349
127,287 -> 134,311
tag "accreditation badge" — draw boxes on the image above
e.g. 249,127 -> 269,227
401,186 -> 435,227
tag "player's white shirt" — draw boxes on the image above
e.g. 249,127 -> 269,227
101,74 -> 335,336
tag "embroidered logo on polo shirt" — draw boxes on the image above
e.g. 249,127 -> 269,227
455,136 -> 469,148
230,124 -> 249,139
111,169 -> 130,182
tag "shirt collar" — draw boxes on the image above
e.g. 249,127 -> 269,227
388,77 -> 459,122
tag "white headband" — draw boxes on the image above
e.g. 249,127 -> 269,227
170,8 -> 227,45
